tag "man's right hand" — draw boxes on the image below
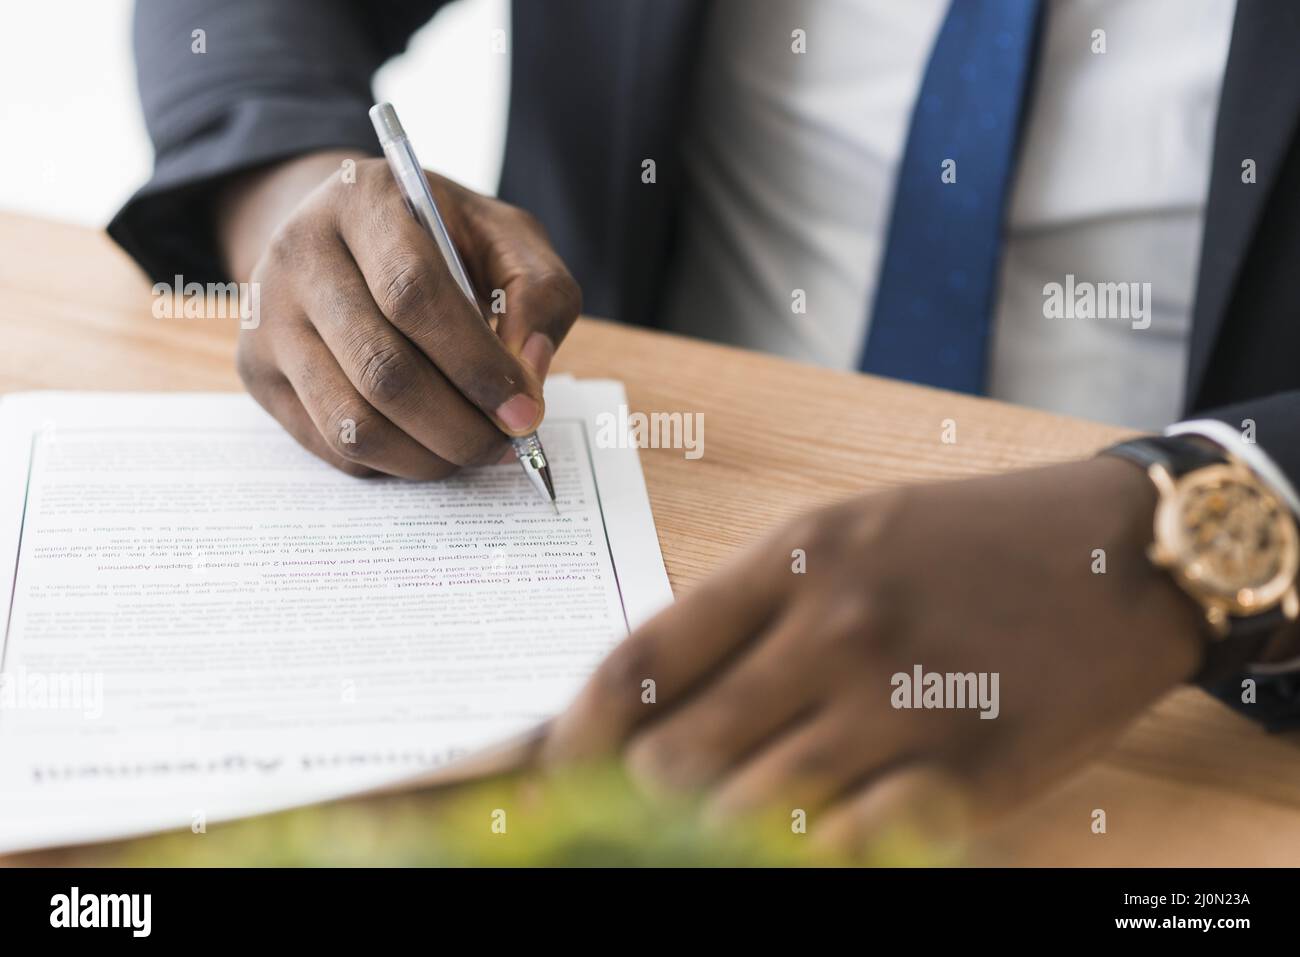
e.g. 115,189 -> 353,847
217,150 -> 581,479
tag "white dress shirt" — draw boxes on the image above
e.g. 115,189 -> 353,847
661,0 -> 1300,669
660,0 -> 1235,433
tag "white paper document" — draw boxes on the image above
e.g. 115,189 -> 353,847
0,379 -> 671,852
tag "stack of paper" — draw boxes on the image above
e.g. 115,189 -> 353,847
0,378 -> 671,852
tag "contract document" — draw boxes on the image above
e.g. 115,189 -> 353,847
0,379 -> 671,853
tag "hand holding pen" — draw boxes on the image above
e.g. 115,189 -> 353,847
219,103 -> 580,496
370,103 -> 558,508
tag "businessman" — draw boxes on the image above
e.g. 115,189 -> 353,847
111,0 -> 1300,849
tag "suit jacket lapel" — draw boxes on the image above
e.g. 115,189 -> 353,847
1188,0 -> 1300,407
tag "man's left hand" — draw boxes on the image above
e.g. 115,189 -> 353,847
542,455 -> 1208,853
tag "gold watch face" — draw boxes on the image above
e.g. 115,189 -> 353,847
1154,463 -> 1300,614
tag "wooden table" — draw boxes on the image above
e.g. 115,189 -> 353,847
2,210 -> 1299,866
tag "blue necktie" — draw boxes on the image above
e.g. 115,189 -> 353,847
859,0 -> 1044,394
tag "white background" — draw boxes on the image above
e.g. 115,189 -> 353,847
0,0 -> 511,227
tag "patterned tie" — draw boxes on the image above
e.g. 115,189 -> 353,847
859,0 -> 1045,394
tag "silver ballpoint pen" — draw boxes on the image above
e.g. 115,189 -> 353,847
369,102 -> 557,511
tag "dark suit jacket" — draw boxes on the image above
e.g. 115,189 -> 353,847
108,0 -> 1300,726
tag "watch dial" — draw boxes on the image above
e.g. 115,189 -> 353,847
1177,476 -> 1289,596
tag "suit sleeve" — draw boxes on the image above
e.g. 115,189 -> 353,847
1178,391 -> 1300,730
107,0 -> 445,283
1196,392 -> 1300,492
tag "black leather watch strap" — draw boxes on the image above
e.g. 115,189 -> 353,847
1103,434 -> 1225,477
1195,613 -> 1287,684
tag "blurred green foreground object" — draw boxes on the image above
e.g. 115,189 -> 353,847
61,765 -> 960,867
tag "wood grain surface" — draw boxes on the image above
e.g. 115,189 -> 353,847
2,211 -> 1298,866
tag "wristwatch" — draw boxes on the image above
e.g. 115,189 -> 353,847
1102,435 -> 1300,674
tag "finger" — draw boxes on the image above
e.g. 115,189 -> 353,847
493,267 -> 579,376
460,218 -> 578,371
339,171 -> 546,437
272,323 -> 458,480
542,540 -> 794,766
810,763 -> 972,864
244,371 -> 377,478
621,608 -> 826,794
705,707 -> 912,822
424,176 -> 581,362
518,320 -> 556,384
299,243 -> 510,467
238,331 -> 379,478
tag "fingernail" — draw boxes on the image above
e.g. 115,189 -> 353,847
496,393 -> 541,433
521,332 -> 555,381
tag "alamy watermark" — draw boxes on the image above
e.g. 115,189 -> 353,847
595,403 -> 704,460
891,664 -> 999,719
1042,274 -> 1151,330
50,887 -> 151,937
0,667 -> 104,719
152,274 -> 261,329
